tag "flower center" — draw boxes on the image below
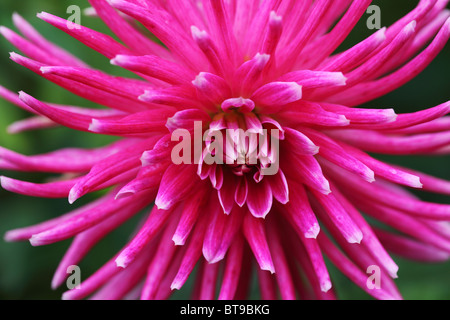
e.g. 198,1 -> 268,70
200,98 -> 282,180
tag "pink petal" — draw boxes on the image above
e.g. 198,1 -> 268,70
155,164 -> 200,210
115,205 -> 174,269
252,82 -> 302,114
243,214 -> 275,274
246,178 -> 273,219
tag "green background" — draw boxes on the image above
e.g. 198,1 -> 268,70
0,0 -> 449,300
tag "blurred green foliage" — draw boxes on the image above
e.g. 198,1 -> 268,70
0,0 -> 449,300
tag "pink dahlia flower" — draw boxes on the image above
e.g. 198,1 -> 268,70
1,0 -> 450,300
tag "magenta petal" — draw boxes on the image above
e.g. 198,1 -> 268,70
222,97 -> 255,113
234,176 -> 248,207
267,220 -> 296,299
281,180 -> 320,239
218,172 -> 237,214
51,197 -> 145,289
192,72 -> 231,105
285,153 -> 331,195
279,70 -> 347,90
243,214 -> 275,274
218,235 -> 244,300
30,191 -> 150,246
266,169 -> 289,204
298,236 -> 332,293
284,127 -> 320,156
166,109 -> 211,133
206,205 -> 245,264
111,54 -> 193,85
246,178 -> 273,219
1,176 -> 77,199
202,198 -> 227,263
375,229 -> 450,263
311,190 -> 363,244
252,81 -> 302,113
318,236 -> 397,300
115,205 -> 173,269
172,187 -> 208,246
141,216 -> 179,300
155,164 -> 199,210
171,215 -> 208,291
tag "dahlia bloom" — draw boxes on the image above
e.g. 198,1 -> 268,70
1,0 -> 450,300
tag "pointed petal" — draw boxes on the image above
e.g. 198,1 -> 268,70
246,178 -> 273,219
155,164 -> 200,210
243,214 -> 275,274
252,82 -> 302,113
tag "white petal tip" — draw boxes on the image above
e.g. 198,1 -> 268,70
39,66 -> 52,74
0,176 -> 9,189
110,56 -> 121,66
406,20 -> 417,32
253,211 -> 270,220
18,91 -> 28,101
68,194 -> 77,205
111,54 -> 127,66
208,254 -> 225,265
289,82 -> 303,99
170,283 -> 181,291
7,125 -> 20,134
202,249 -> 215,264
172,235 -> 185,246
0,26 -> 8,35
385,109 -> 399,123
269,10 -> 282,22
339,115 -> 351,126
3,231 -> 17,242
261,263 -> 276,274
192,73 -> 207,88
411,177 -> 423,189
155,199 -> 170,211
138,91 -> 151,102
321,282 -> 333,293
88,119 -> 101,132
376,27 -> 387,38
305,225 -> 321,239
36,12 -> 48,19
265,267 -> 275,275
68,187 -> 82,204
61,292 -> 72,301
366,171 -> 376,183
115,190 -> 135,200
312,145 -> 320,155
29,235 -> 42,247
190,25 -> 208,41
348,232 -> 363,244
51,276 -> 64,290
12,12 -> 21,19
115,256 -> 128,269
